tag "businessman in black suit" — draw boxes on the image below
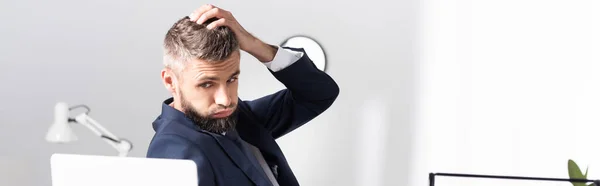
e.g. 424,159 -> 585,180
146,4 -> 339,186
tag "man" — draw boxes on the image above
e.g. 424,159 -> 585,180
146,4 -> 339,186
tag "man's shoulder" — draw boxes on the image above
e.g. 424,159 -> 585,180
150,123 -> 213,145
153,116 -> 204,135
146,127 -> 215,159
148,118 -> 215,150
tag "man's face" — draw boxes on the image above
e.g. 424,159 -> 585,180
164,50 -> 241,133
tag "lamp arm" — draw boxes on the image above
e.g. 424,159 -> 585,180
73,113 -> 132,157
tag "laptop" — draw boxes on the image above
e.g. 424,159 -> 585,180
50,153 -> 197,186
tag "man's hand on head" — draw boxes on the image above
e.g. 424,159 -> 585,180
189,4 -> 277,63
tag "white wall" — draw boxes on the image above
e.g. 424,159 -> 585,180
0,0 -> 417,186
412,0 -> 600,185
6,0 -> 594,186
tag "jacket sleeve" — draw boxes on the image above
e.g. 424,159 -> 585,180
243,47 -> 340,139
146,134 -> 216,186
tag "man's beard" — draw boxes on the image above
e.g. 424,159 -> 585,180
179,93 -> 238,134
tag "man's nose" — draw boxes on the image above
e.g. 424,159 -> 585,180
214,86 -> 232,107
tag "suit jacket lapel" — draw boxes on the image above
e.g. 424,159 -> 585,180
236,123 -> 295,183
235,104 -> 281,160
236,105 -> 297,185
208,133 -> 272,186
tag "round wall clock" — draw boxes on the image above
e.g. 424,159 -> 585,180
281,35 -> 327,72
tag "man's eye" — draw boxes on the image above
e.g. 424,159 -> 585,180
198,83 -> 212,88
228,77 -> 238,83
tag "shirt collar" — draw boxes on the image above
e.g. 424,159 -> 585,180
223,127 -> 241,141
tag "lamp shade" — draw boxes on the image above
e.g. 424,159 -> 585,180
45,102 -> 77,143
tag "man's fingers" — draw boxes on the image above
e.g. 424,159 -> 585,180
189,4 -> 216,22
196,7 -> 227,25
206,18 -> 227,29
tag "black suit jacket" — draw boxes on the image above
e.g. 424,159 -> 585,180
146,47 -> 339,186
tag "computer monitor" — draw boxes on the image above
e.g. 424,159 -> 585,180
429,172 -> 600,186
50,153 -> 197,186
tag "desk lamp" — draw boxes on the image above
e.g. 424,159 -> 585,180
45,102 -> 133,157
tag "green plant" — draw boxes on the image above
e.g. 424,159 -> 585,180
568,159 -> 594,186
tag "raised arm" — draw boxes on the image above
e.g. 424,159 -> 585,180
187,4 -> 339,138
243,47 -> 339,139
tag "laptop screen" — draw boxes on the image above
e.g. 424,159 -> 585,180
50,153 -> 197,186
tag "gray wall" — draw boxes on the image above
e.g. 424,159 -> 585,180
0,0 -> 417,185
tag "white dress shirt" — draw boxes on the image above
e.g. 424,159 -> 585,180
262,46 -> 304,72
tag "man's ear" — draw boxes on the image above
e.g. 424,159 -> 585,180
161,68 -> 179,95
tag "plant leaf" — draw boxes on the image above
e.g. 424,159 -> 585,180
585,167 -> 589,178
569,159 -> 587,186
